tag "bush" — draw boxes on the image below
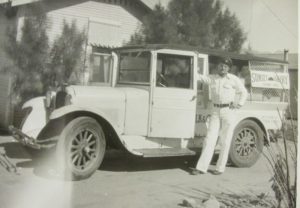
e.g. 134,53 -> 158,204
46,20 -> 87,88
6,4 -> 87,104
5,3 -> 49,104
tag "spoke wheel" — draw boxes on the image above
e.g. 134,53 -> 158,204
56,117 -> 106,180
234,128 -> 257,157
70,129 -> 100,172
229,120 -> 264,167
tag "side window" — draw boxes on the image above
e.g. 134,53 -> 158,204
119,51 -> 151,84
89,53 -> 112,84
156,54 -> 193,89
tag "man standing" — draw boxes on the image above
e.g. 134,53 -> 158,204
192,57 -> 248,175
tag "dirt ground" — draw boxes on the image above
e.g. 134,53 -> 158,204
0,135 -> 294,208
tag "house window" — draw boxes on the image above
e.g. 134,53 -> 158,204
89,53 -> 112,84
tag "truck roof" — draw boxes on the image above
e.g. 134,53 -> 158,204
115,44 -> 288,64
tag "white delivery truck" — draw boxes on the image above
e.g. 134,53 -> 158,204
10,44 -> 289,180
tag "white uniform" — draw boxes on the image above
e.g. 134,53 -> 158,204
196,73 -> 248,173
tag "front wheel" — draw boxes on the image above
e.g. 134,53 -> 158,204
229,120 -> 264,167
56,117 -> 106,180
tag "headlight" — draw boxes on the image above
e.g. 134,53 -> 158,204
55,91 -> 72,108
65,94 -> 72,105
45,90 -> 53,108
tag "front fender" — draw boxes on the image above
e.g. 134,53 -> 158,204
21,96 -> 48,138
49,105 -> 124,135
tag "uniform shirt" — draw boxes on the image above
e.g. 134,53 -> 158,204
198,73 -> 248,106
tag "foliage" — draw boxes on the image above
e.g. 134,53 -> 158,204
128,4 -> 178,45
5,4 -> 87,104
129,0 -> 246,52
5,3 -> 49,104
265,116 -> 297,208
212,8 -> 245,52
263,80 -> 297,208
46,20 -> 87,87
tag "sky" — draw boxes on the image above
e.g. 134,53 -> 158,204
157,0 -> 298,53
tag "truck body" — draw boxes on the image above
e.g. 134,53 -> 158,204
10,45 -> 289,179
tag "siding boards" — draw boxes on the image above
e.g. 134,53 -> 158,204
88,18 -> 121,46
46,12 -> 89,44
16,1 -> 142,46
44,1 -> 141,46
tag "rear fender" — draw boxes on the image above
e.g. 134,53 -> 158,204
236,117 -> 269,144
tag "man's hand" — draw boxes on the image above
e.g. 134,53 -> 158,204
229,103 -> 242,109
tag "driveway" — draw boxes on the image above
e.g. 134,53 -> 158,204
0,135 -> 289,208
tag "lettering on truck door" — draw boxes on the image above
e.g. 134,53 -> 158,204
195,54 -> 210,138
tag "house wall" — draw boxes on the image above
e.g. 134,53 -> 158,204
15,0 -> 146,84
17,0 -> 144,46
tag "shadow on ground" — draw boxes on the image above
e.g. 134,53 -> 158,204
100,152 -> 199,173
0,142 -> 31,159
0,141 -> 225,180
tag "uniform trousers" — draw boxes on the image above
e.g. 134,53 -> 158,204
196,107 -> 236,173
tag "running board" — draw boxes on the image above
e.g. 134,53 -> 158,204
133,148 -> 196,158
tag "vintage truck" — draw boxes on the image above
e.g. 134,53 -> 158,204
10,44 -> 289,180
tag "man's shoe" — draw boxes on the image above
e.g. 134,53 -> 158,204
190,168 -> 205,175
211,170 -> 223,175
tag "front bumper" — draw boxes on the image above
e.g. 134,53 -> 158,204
9,126 -> 57,149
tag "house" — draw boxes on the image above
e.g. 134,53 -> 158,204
0,0 -> 160,80
258,53 -> 298,120
0,0 -> 159,129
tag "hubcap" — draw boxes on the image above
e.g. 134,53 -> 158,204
234,128 -> 257,157
70,129 -> 99,171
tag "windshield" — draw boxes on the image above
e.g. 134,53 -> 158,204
118,51 -> 151,85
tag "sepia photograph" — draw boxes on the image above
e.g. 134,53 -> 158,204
0,0 -> 298,207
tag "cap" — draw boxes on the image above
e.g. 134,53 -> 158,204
218,57 -> 232,67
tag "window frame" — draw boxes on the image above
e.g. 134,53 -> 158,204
88,52 -> 113,86
117,50 -> 152,86
155,53 -> 194,90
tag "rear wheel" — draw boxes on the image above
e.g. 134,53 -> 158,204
229,120 -> 264,167
56,117 -> 106,180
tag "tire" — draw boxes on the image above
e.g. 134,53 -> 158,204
229,120 -> 264,167
56,117 -> 106,180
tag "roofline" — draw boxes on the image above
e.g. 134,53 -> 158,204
114,44 -> 288,64
0,0 -> 154,9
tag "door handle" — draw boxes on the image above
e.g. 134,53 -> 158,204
190,95 -> 197,101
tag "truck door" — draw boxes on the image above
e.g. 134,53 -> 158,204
148,50 -> 198,138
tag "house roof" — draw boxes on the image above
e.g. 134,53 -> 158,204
115,44 -> 289,64
139,0 -> 159,10
0,0 -> 39,6
0,0 -> 157,8
257,53 -> 298,69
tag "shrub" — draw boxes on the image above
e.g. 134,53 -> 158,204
5,3 -> 49,104
46,20 -> 87,88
